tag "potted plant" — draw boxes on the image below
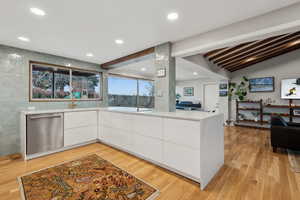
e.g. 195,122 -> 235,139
229,76 -> 249,101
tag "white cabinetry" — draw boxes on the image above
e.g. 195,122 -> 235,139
97,110 -> 224,190
163,118 -> 201,179
99,112 -> 133,151
64,111 -> 98,147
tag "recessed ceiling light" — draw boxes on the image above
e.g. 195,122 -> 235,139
18,36 -> 30,42
115,39 -> 124,44
141,67 -> 147,71
9,53 -> 22,59
86,53 -> 94,57
193,72 -> 198,76
30,7 -> 46,16
167,12 -> 179,21
66,63 -> 71,67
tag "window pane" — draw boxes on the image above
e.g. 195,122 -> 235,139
32,65 -> 71,99
72,70 -> 101,99
108,76 -> 137,107
54,68 -> 71,99
138,80 -> 154,109
32,65 -> 54,99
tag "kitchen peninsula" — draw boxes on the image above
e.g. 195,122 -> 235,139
20,108 -> 224,190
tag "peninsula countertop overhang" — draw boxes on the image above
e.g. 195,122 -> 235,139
21,107 -> 223,121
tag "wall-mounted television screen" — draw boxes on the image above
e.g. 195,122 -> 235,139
281,79 -> 300,99
249,77 -> 274,92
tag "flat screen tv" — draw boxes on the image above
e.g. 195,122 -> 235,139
249,77 -> 274,92
281,78 -> 300,99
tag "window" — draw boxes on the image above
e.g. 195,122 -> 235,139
72,70 -> 101,100
138,80 -> 154,109
30,62 -> 102,101
108,76 -> 137,107
108,75 -> 154,110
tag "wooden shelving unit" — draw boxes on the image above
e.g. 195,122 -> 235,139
235,100 -> 264,128
235,99 -> 300,129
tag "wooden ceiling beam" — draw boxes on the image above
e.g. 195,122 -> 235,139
100,47 -> 155,69
220,35 -> 300,68
214,32 -> 300,65
207,42 -> 253,61
205,47 -> 232,60
230,44 -> 300,72
203,47 -> 227,58
226,42 -> 300,72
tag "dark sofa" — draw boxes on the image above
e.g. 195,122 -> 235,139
271,116 -> 300,152
176,101 -> 201,110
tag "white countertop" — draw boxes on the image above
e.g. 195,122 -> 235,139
21,107 -> 222,121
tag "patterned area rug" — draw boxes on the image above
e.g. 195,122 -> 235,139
18,154 -> 159,200
287,149 -> 300,173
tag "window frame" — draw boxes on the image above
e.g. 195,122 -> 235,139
29,61 -> 103,102
107,73 -> 155,110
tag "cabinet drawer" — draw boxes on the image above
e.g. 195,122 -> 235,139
64,125 -> 97,147
64,111 -> 97,129
132,134 -> 163,163
163,118 -> 200,149
133,115 -> 163,139
100,112 -> 132,131
164,142 -> 200,179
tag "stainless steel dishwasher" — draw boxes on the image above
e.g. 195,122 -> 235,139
26,113 -> 64,155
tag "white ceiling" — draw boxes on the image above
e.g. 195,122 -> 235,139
1,0 -> 299,64
109,57 -> 223,82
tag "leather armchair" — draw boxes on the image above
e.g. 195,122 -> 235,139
271,116 -> 300,152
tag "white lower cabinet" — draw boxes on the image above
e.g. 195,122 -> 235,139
164,118 -> 200,149
64,125 -> 97,147
163,142 -> 200,179
101,125 -> 133,151
132,133 -> 163,163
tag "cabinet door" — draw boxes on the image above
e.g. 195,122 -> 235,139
100,112 -> 132,131
132,134 -> 163,163
64,125 -> 97,147
64,111 -> 97,129
164,141 -> 200,179
163,118 -> 200,149
101,125 -> 133,151
132,115 -> 163,139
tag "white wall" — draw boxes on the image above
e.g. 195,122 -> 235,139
176,79 -> 229,123
230,49 -> 300,122
176,80 -> 203,103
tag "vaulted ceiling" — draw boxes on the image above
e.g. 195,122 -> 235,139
203,31 -> 300,72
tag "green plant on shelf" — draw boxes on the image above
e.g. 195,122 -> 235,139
229,76 -> 249,101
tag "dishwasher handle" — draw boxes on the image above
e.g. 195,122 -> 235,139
29,114 -> 62,120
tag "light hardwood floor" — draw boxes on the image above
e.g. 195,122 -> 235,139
1,126 -> 300,200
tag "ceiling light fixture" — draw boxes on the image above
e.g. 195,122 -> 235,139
167,12 -> 179,21
30,7 -> 46,16
86,53 -> 94,57
66,63 -> 71,67
115,39 -> 124,44
18,36 -> 30,42
193,72 -> 198,76
9,53 -> 22,59
141,67 -> 147,71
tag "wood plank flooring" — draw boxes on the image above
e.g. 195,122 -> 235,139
0,126 -> 299,200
